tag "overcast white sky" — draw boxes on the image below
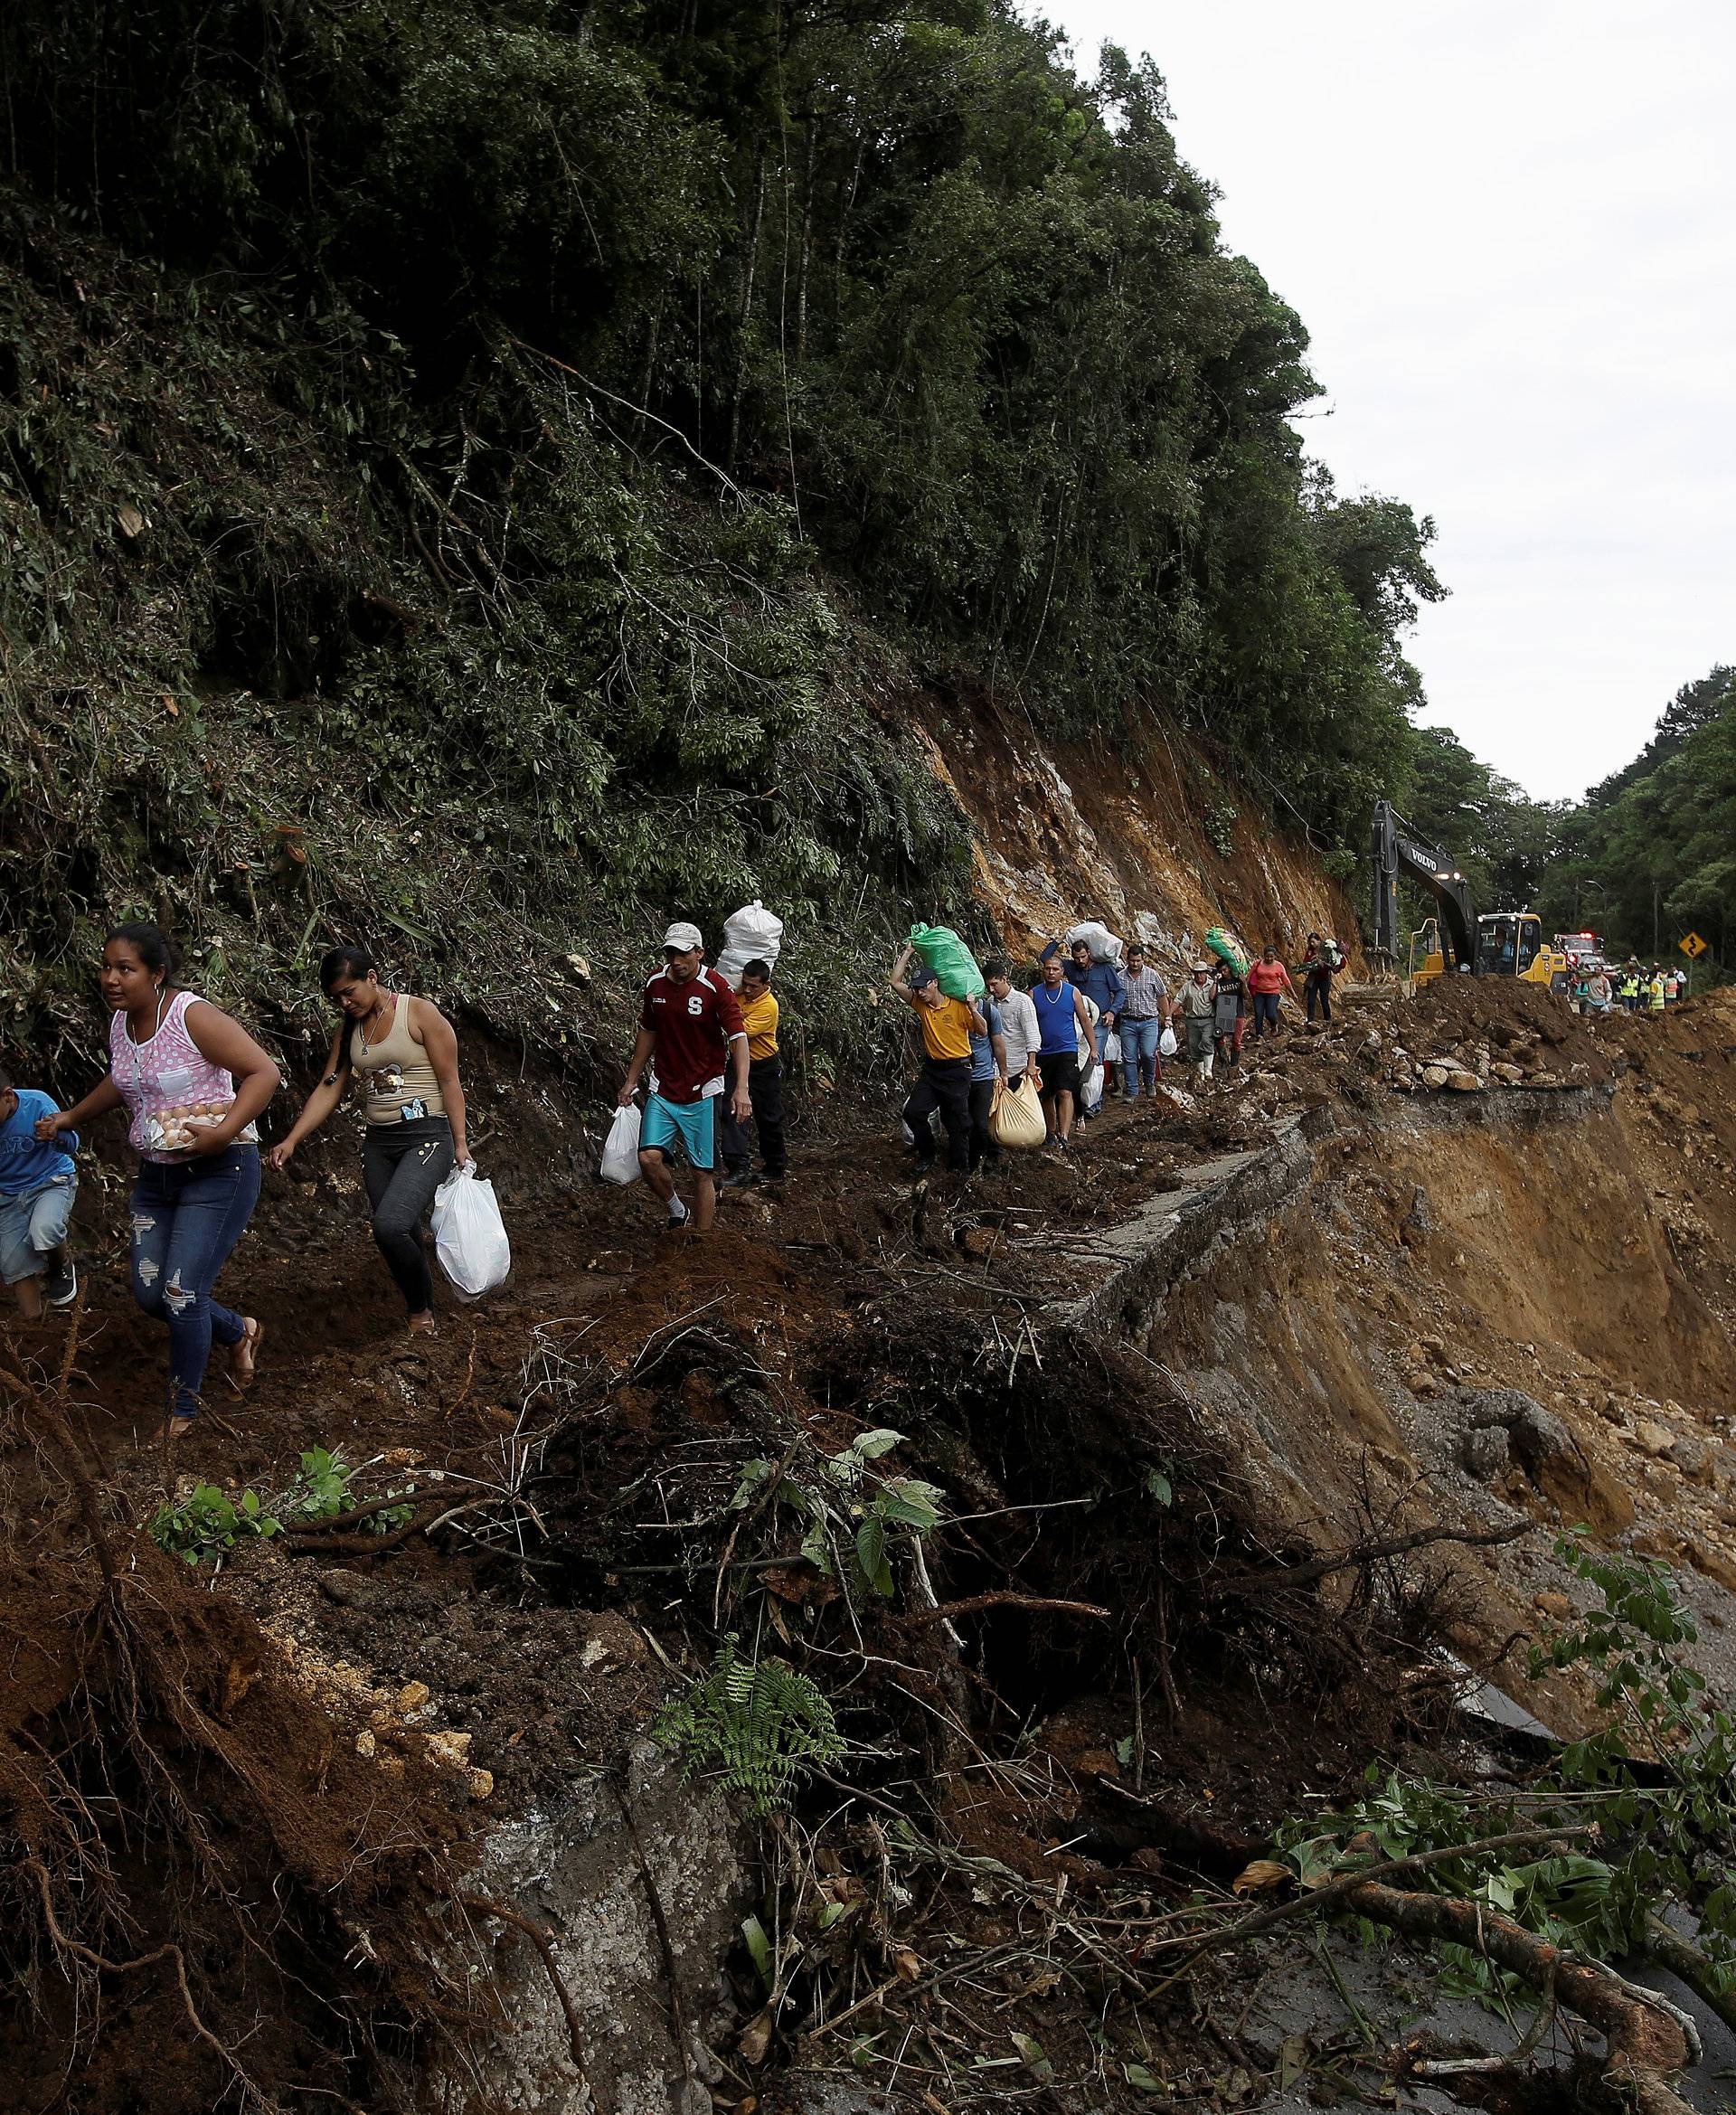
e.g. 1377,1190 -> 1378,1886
1050,1 -> 1735,802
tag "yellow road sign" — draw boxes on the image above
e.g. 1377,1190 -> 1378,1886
1679,932 -> 1708,958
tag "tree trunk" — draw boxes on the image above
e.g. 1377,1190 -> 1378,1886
796,115 -> 816,365
728,158 -> 766,470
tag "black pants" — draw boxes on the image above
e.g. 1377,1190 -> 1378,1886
1306,972 -> 1333,1022
363,1117 -> 455,1313
904,1058 -> 971,1174
967,1078 -> 998,1171
721,1056 -> 788,1177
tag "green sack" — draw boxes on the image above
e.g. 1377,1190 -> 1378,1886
1204,927 -> 1249,977
908,923 -> 986,999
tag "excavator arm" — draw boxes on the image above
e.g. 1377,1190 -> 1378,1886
1370,799 -> 1477,971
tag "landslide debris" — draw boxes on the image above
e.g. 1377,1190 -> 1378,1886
6,987 -> 1736,2113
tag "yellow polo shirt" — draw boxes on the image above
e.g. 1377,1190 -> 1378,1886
741,989 -> 779,1061
910,992 -> 973,1062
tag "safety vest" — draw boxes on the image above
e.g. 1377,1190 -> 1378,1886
1621,977 -> 1639,998
1649,979 -> 1665,1011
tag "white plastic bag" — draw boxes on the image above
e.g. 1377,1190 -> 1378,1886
1065,920 -> 1125,965
600,1103 -> 643,1185
430,1163 -> 511,1300
1159,1025 -> 1178,1058
715,899 -> 785,984
1102,1031 -> 1122,1065
1080,1061 -> 1105,1113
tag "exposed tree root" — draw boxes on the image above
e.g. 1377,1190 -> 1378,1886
458,1895 -> 590,2077
902,1590 -> 1111,1627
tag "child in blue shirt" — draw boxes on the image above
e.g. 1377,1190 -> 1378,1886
0,1065 -> 79,1317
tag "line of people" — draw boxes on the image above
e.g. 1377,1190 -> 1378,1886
889,929 -> 1340,1166
2,912 -> 1333,1434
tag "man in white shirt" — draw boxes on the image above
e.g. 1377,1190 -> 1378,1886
984,961 -> 1042,1088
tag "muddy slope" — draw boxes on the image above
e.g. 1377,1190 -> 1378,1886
5,984 -> 1735,2113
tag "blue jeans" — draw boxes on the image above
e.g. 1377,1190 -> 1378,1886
1251,991 -> 1280,1035
0,1174 -> 76,1283
1118,1015 -> 1161,1097
129,1147 -> 261,1421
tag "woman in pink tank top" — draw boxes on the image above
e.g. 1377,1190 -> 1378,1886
37,924 -> 281,1437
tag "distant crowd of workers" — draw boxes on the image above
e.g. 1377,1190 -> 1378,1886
1565,958 -> 1689,1015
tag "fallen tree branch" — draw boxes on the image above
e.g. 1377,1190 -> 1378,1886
458,1894 -> 590,2075
1205,1520 -> 1532,1600
282,1494 -> 424,1534
284,1497 -> 448,1556
1344,1879 -> 1695,2114
1642,1911 -> 1736,2035
1167,1824 -> 1598,1965
903,1591 -> 1112,1628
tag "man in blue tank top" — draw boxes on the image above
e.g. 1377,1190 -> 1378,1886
1032,951 -> 1099,1150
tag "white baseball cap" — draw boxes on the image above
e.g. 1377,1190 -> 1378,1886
663,921 -> 703,952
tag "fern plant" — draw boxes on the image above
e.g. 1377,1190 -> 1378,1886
653,1636 -> 845,1815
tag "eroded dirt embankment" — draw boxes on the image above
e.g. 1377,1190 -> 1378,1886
5,978 -> 1735,2114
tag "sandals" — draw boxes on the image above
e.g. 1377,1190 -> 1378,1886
226,1317 -> 265,1393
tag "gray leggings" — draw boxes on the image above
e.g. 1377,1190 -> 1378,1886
362,1118 -> 454,1312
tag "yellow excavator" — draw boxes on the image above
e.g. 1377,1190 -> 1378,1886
1370,801 -> 1570,988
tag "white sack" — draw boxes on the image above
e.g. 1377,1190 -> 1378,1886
715,899 -> 785,984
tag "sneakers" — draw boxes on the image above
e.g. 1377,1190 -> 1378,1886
43,1255 -> 78,1308
665,1197 -> 691,1230
721,1167 -> 760,1190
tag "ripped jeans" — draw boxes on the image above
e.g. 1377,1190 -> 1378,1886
129,1146 -> 261,1421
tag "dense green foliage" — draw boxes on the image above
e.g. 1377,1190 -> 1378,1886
0,0 -> 1458,1097
1535,666 -> 1736,973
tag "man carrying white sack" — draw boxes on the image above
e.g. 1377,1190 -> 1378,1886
618,923 -> 751,1232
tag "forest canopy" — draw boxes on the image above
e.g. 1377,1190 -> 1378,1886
1,0 -> 1445,860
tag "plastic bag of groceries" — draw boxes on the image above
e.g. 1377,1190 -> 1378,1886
600,1103 -> 643,1185
989,1075 -> 1046,1149
431,1163 -> 512,1299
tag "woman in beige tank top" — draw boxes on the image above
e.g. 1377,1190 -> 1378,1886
268,946 -> 471,1335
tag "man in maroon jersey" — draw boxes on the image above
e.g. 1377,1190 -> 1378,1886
618,922 -> 751,1231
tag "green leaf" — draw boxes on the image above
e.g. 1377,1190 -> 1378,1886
741,1913 -> 773,1992
1010,2032 -> 1053,2081
856,1516 -> 892,1597
852,1428 -> 904,1460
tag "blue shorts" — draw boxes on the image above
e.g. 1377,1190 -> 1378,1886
641,1093 -> 717,1173
0,1174 -> 76,1283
